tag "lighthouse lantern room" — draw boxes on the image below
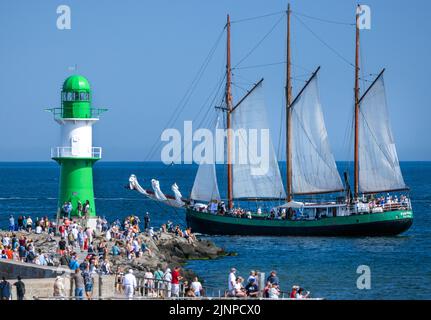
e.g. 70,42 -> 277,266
47,75 -> 107,227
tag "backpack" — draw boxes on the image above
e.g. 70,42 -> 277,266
83,272 -> 92,285
26,251 -> 35,262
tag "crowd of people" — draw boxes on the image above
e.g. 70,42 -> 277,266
365,194 -> 411,211
191,192 -> 412,222
60,200 -> 91,219
192,201 -> 297,220
0,212 -> 203,300
227,268 -> 310,299
2,212 -> 313,300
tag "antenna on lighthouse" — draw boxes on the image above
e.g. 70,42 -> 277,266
68,64 -> 78,72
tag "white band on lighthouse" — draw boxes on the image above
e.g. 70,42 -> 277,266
59,119 -> 99,158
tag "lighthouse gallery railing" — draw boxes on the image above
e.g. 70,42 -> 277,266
51,146 -> 102,158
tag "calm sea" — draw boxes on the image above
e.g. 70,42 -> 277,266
0,161 -> 430,299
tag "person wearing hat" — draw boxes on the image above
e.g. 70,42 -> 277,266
245,277 -> 259,297
290,285 -> 299,298
163,267 -> 172,297
228,268 -> 237,297
122,269 -> 137,299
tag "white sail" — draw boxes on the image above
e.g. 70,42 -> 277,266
190,119 -> 221,202
290,74 -> 343,194
230,81 -> 286,199
359,74 -> 406,193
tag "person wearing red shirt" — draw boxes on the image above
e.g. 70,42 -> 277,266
171,266 -> 183,297
5,247 -> 13,259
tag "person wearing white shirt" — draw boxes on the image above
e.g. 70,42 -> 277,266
164,268 -> 172,297
228,268 -> 237,297
268,283 -> 280,299
122,269 -> 137,299
295,288 -> 310,299
191,277 -> 203,297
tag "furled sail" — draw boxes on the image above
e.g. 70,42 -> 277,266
151,179 -> 167,201
230,81 -> 286,199
190,118 -> 221,202
358,73 -> 406,193
290,72 -> 344,194
172,183 -> 185,206
129,175 -> 186,208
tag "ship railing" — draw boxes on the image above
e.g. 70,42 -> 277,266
382,202 -> 411,212
347,201 -> 411,214
51,146 -> 102,158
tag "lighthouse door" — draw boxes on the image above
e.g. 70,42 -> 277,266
71,135 -> 80,156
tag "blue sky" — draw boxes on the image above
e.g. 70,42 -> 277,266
0,0 -> 430,161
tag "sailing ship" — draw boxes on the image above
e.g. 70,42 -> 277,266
129,5 -> 413,236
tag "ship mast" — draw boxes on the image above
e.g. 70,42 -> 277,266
354,5 -> 360,199
285,3 -> 293,202
226,14 -> 234,210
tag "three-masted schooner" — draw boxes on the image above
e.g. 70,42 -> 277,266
129,5 -> 413,236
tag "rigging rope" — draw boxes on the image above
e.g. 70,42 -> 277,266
233,15 -> 284,68
230,10 -> 285,24
293,13 -> 355,68
144,27 -> 225,162
293,10 -> 355,26
234,61 -> 286,70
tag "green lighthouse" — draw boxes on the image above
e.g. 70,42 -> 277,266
47,75 -> 107,225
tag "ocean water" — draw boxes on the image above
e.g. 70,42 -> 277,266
0,161 -> 430,299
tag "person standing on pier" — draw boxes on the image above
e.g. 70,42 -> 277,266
0,277 -> 12,300
13,276 -> 26,300
83,265 -> 94,300
228,268 -> 237,297
72,269 -> 85,300
53,276 -> 65,298
122,269 -> 137,299
163,267 -> 172,297
171,266 -> 183,297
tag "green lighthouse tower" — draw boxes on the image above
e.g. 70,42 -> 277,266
48,75 -> 107,225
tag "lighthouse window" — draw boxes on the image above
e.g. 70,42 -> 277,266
62,91 -> 89,101
79,92 -> 89,101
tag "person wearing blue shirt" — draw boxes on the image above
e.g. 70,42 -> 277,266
111,243 -> 120,256
0,277 -> 12,300
266,270 -> 280,286
69,256 -> 79,271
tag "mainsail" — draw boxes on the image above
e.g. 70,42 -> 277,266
358,73 -> 406,193
230,81 -> 286,199
290,71 -> 344,194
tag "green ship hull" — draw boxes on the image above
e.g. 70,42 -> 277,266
186,209 -> 413,236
